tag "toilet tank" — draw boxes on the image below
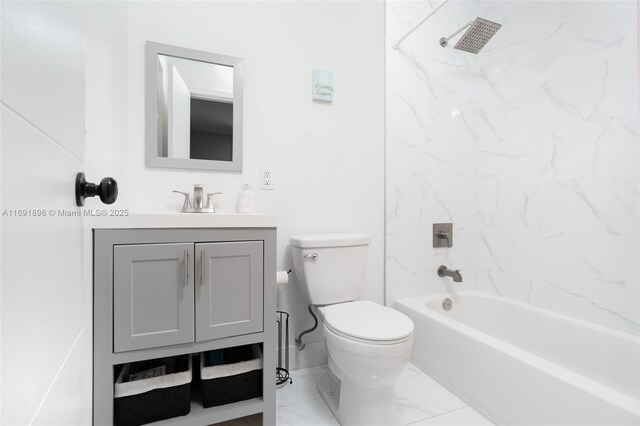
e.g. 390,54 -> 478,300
289,234 -> 371,305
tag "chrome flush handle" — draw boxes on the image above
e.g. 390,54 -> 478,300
303,253 -> 319,261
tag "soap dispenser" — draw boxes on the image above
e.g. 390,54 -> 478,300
238,184 -> 253,213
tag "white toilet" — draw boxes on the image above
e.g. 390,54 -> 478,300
290,234 -> 414,426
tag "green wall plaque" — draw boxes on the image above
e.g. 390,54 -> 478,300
312,69 -> 334,102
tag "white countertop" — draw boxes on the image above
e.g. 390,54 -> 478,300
91,213 -> 277,229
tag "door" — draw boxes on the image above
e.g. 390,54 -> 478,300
1,2 -> 89,424
168,64 -> 191,159
113,243 -> 194,352
195,241 -> 264,341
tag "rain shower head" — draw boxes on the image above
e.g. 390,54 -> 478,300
440,17 -> 502,54
390,0 -> 502,53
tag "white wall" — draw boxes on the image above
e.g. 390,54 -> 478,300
385,0 -> 479,306
86,1 -> 385,368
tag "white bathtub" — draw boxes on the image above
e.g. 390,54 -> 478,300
396,290 -> 640,425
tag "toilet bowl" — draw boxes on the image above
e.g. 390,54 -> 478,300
290,233 -> 414,426
320,301 -> 413,425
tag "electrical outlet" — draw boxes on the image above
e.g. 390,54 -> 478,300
260,168 -> 275,190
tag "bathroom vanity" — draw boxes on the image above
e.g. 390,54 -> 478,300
92,214 -> 277,425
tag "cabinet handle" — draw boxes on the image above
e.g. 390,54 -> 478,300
183,249 -> 189,287
200,249 -> 205,287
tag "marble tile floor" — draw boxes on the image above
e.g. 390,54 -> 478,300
217,363 -> 493,426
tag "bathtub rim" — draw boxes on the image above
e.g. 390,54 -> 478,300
395,290 -> 640,417
398,290 -> 639,342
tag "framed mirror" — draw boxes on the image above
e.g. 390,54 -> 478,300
145,42 -> 244,171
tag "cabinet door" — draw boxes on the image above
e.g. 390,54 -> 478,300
113,243 -> 194,352
195,241 -> 263,341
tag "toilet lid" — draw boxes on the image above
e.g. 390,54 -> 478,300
323,301 -> 414,342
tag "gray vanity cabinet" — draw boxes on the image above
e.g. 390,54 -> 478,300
93,227 -> 276,426
113,243 -> 195,352
113,241 -> 264,353
195,241 -> 263,341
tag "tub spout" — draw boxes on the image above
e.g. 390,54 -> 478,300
438,265 -> 462,282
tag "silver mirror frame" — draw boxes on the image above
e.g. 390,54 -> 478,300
145,41 -> 244,172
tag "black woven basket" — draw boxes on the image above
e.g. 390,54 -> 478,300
114,355 -> 192,426
201,345 -> 263,408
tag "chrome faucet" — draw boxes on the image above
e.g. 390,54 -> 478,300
173,184 -> 222,213
193,184 -> 204,209
438,265 -> 462,282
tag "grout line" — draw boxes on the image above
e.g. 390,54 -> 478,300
28,328 -> 85,425
396,372 -> 424,382
276,393 -> 323,410
288,368 -> 313,378
403,405 -> 472,426
0,101 -> 84,164
276,374 -> 322,409
277,397 -> 339,426
395,364 -> 427,382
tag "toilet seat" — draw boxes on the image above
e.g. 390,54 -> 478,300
322,301 -> 414,344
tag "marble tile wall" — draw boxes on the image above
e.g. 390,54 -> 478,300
476,0 -> 639,335
386,0 -> 480,305
387,0 -> 639,335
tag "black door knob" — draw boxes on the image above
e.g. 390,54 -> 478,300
75,172 -> 118,206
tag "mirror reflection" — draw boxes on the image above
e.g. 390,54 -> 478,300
157,55 -> 234,162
